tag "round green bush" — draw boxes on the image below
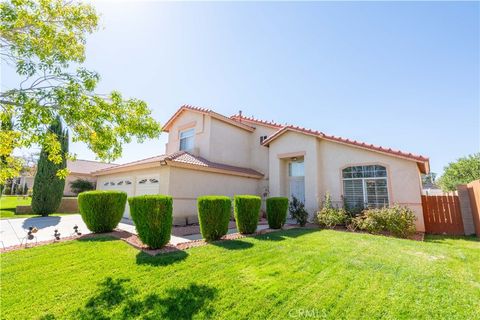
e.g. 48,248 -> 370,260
234,195 -> 261,234
197,196 -> 231,241
78,191 -> 127,233
266,197 -> 289,229
128,195 -> 173,249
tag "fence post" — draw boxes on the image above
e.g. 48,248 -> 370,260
466,180 -> 480,237
457,185 -> 475,235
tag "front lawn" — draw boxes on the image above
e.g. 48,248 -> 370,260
1,230 -> 479,319
0,196 -> 75,219
0,196 -> 32,218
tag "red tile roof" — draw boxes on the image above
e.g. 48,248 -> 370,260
230,114 -> 284,129
162,105 -> 255,132
260,125 -> 429,173
93,151 -> 263,178
67,159 -> 117,175
166,152 -> 263,178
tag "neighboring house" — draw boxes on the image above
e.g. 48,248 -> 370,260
63,160 -> 117,196
94,105 -> 430,231
7,160 -> 115,196
9,171 -> 35,195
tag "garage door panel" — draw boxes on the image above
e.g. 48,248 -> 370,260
136,175 -> 160,196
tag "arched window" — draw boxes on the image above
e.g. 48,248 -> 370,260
342,165 -> 389,209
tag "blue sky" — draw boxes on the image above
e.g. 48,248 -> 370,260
4,1 -> 480,175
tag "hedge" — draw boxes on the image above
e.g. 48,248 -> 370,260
197,196 -> 231,241
266,197 -> 289,229
234,195 -> 261,234
78,191 -> 127,233
128,195 -> 172,249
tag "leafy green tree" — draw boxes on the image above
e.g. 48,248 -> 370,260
438,153 -> 480,191
0,0 -> 161,183
32,117 -> 69,215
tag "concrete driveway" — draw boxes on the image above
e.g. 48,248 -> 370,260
1,214 -> 92,248
1,215 -> 274,248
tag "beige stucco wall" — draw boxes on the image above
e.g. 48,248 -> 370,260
318,139 -> 424,231
165,111 -> 211,158
208,118 -> 252,168
268,131 -> 321,215
168,166 -> 260,224
268,131 -> 425,231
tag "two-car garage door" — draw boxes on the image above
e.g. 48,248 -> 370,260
99,174 -> 160,219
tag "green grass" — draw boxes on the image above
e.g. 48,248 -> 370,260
1,230 -> 479,319
0,196 -> 75,219
0,196 -> 32,218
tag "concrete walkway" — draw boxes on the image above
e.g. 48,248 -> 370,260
0,215 -> 278,248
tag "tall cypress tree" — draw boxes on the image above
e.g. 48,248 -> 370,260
32,117 -> 69,216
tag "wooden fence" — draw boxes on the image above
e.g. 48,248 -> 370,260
421,195 -> 465,235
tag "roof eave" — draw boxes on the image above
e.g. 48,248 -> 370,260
262,128 -> 430,174
165,160 -> 264,179
163,106 -> 255,133
92,162 -> 162,176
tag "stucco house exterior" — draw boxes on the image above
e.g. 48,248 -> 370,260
94,105 -> 430,231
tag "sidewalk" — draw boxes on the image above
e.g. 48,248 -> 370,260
1,215 -> 288,248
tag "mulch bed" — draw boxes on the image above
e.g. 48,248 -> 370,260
172,218 -> 269,237
0,223 -> 424,255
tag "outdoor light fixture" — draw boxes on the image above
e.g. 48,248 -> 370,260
21,226 -> 38,247
72,225 -> 82,236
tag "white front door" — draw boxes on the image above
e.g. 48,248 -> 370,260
288,160 -> 305,203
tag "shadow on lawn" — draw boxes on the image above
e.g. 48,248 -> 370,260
256,227 -> 318,242
41,277 -> 217,319
212,239 -> 254,250
136,249 -> 188,266
424,234 -> 480,244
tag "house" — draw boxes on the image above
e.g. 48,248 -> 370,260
6,160 -> 115,196
63,160 -> 117,196
93,105 -> 429,231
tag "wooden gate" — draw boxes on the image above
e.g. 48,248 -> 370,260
421,195 -> 464,235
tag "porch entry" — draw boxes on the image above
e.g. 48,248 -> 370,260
288,160 -> 305,203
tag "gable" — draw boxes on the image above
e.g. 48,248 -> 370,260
163,105 -> 254,133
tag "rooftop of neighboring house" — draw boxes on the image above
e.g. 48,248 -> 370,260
67,159 -> 117,175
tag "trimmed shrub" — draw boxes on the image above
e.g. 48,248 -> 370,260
289,196 -> 308,227
266,197 -> 288,229
129,195 -> 173,249
197,196 -> 231,241
354,205 -> 417,238
32,116 -> 68,216
234,195 -> 261,234
78,191 -> 127,233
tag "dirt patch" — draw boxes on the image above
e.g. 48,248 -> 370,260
172,218 -> 269,237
